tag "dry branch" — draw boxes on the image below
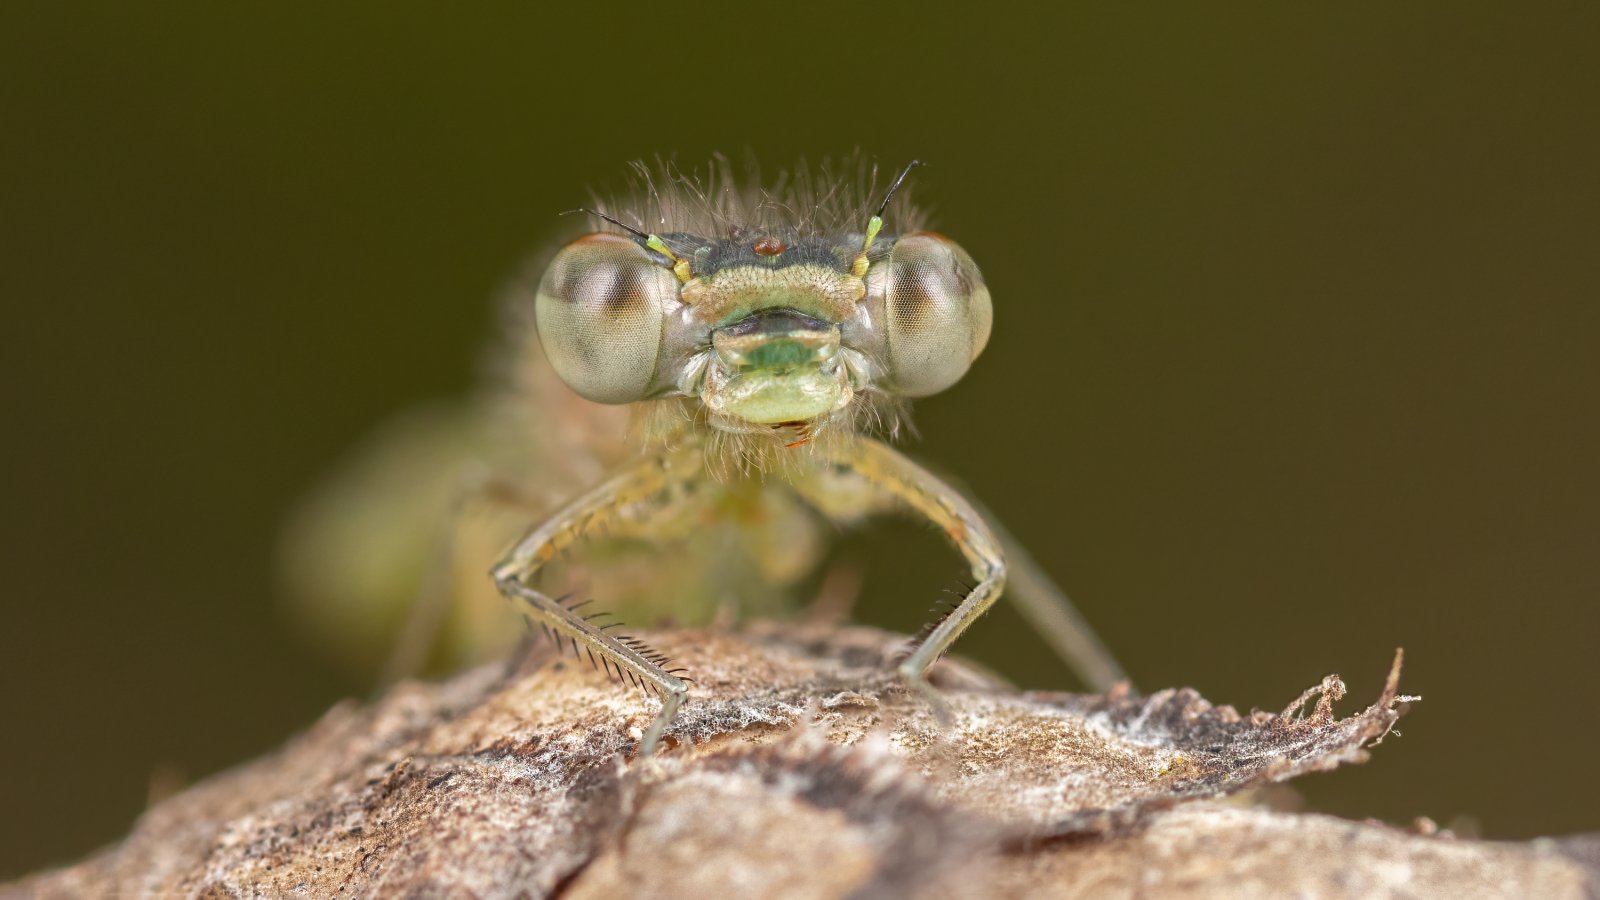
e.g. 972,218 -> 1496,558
10,624 -> 1598,898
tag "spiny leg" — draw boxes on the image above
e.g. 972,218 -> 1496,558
490,452 -> 695,756
801,439 -> 1129,694
928,467 -> 1129,691
523,594 -> 685,688
818,437 -> 1006,723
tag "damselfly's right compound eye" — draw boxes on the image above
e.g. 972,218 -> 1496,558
535,233 -> 679,404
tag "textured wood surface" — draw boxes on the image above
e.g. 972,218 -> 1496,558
10,624 -> 1596,898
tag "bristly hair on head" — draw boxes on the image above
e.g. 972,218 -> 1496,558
584,152 -> 931,240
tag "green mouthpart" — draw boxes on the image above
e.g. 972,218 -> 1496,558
711,308 -> 838,372
742,340 -> 814,369
705,308 -> 848,425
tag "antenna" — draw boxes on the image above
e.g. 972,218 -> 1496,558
874,159 -> 926,220
560,208 -> 651,244
858,159 -> 927,263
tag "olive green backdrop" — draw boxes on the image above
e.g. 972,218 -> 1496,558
4,3 -> 1597,878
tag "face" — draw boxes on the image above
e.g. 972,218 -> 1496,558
534,215 -> 991,438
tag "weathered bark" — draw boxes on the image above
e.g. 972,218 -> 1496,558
10,624 -> 1597,898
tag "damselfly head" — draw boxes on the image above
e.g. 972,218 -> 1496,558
533,158 -> 991,444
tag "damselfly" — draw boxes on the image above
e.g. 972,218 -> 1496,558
281,157 -> 1126,754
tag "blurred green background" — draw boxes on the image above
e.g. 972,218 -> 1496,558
4,3 -> 1598,878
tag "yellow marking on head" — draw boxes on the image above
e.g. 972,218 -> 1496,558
851,215 -> 885,277
646,234 -> 694,283
863,215 -> 884,250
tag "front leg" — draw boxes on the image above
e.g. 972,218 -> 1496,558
816,437 -> 1006,721
490,451 -> 695,756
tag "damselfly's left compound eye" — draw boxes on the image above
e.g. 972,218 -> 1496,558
868,232 -> 993,398
535,233 -> 679,404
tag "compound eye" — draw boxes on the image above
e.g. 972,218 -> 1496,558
877,232 -> 992,397
535,233 -> 678,404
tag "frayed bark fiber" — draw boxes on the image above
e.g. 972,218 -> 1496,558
11,624 -> 1597,898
